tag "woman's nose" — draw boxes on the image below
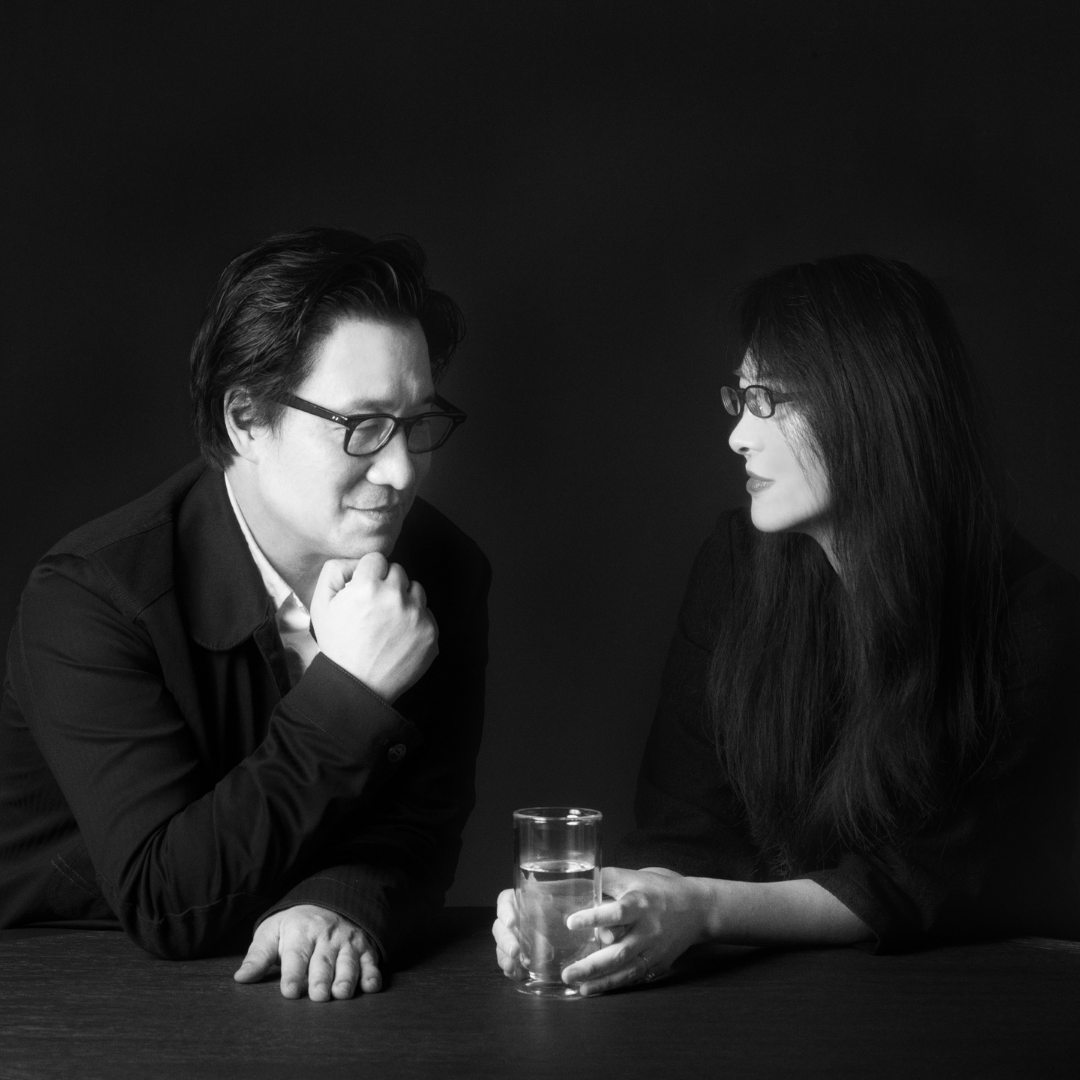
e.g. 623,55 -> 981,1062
728,409 -> 757,455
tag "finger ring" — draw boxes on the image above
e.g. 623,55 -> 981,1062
639,952 -> 657,982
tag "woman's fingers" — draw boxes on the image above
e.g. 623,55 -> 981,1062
577,955 -> 652,997
492,894 -> 526,980
565,937 -> 669,996
496,888 -> 516,922
566,893 -> 637,931
491,917 -> 520,958
562,934 -> 645,986
494,931 -> 525,979
495,944 -> 525,978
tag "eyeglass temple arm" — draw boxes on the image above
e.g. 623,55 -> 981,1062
430,393 -> 467,421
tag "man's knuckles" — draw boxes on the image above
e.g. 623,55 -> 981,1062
382,562 -> 410,589
341,572 -> 420,610
355,551 -> 390,579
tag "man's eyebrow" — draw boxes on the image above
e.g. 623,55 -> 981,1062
339,393 -> 438,414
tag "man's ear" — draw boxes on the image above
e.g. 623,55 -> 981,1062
223,388 -> 262,462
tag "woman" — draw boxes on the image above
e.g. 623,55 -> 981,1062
493,254 -> 1080,995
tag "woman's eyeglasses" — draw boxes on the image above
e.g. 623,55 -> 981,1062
720,384 -> 794,419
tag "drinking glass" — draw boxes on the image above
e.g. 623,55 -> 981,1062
513,807 -> 602,997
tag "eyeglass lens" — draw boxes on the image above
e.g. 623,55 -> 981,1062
345,414 -> 457,455
721,385 -> 775,419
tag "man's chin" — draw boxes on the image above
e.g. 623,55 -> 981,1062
332,524 -> 403,561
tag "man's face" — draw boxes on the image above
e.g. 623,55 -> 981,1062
242,317 -> 434,568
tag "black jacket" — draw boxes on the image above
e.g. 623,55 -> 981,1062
0,461 -> 490,962
618,508 -> 1080,949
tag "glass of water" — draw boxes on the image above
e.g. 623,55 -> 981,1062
513,807 -> 602,997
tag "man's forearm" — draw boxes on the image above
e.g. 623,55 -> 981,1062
691,876 -> 874,946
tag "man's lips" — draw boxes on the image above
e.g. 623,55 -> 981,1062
348,504 -> 403,519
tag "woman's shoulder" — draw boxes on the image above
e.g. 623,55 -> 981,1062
682,508 -> 755,593
672,508 -> 757,642
694,507 -> 756,569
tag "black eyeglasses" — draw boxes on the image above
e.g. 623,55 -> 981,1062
721,384 -> 794,419
274,393 -> 467,456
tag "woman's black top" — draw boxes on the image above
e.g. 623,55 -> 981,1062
618,509 -> 1080,951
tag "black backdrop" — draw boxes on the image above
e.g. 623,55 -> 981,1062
3,2 -> 1077,905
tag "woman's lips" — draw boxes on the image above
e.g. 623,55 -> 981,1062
746,474 -> 773,494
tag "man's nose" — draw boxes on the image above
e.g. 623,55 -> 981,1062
366,428 -> 417,490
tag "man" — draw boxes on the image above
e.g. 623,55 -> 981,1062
0,228 -> 490,1002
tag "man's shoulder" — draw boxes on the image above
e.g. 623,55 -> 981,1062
37,461 -> 213,619
50,461 -> 209,556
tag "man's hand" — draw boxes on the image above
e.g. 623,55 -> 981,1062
233,904 -> 381,1001
310,554 -> 438,702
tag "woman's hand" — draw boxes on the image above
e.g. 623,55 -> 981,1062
560,866 -> 711,996
493,886 -> 623,981
492,888 -> 527,980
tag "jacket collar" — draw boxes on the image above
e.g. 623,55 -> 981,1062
175,466 -> 275,651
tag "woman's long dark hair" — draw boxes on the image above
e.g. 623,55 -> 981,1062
709,255 -> 1011,874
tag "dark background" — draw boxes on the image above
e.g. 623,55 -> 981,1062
2,2 -> 1077,905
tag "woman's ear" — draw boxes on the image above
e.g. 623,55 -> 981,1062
223,388 -> 261,461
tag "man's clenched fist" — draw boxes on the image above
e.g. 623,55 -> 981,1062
310,554 -> 438,702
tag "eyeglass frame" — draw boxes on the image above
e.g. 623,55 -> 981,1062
721,383 -> 795,419
271,392 -> 467,456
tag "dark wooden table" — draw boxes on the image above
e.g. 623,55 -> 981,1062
2,908 -> 1079,1079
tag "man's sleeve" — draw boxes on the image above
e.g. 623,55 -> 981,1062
616,516 -> 762,880
256,550 -> 492,965
10,554 -> 422,960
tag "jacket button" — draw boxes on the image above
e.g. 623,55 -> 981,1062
388,744 -> 406,762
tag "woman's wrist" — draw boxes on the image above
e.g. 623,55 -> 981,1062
685,877 -> 872,946
687,876 -> 737,942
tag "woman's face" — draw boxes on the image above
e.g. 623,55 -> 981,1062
728,356 -> 833,548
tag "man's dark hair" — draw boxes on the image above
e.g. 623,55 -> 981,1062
190,227 -> 465,469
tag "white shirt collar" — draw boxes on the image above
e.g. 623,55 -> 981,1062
224,472 -> 304,615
